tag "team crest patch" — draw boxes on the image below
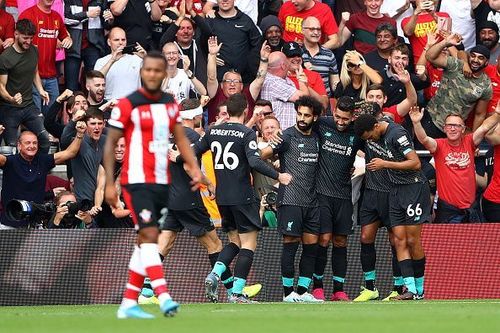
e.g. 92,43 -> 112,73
139,209 -> 153,223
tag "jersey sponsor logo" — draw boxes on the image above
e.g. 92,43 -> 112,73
38,28 -> 59,39
298,151 -> 318,163
139,209 -> 153,223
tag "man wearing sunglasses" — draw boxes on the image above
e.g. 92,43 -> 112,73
410,105 -> 500,223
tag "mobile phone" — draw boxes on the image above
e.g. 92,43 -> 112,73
437,17 -> 451,32
122,44 -> 136,54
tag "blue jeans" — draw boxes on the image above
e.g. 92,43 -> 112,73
32,77 -> 59,116
0,103 -> 50,153
64,45 -> 102,91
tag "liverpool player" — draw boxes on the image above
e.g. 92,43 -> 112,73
104,52 -> 203,318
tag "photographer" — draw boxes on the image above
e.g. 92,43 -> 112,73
0,122 -> 87,229
48,191 -> 93,229
259,187 -> 278,228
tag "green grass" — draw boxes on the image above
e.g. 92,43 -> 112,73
1,301 -> 499,333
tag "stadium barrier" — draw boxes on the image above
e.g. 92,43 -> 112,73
0,224 -> 499,305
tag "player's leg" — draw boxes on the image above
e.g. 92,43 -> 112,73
382,230 -> 405,301
313,195 -> 333,299
390,225 -> 416,300
407,224 -> 425,299
354,221 -> 380,302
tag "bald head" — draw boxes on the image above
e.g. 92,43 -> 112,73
302,16 -> 320,29
268,51 -> 288,78
108,27 -> 127,52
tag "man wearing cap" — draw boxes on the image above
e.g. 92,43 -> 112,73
283,41 -> 328,110
477,21 -> 500,65
424,33 -> 492,137
260,15 -> 285,52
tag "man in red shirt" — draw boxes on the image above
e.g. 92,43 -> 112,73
104,52 -> 203,318
484,55 -> 500,114
410,106 -> 500,223
282,41 -> 329,110
278,0 -> 339,50
19,0 -> 73,115
0,0 -> 15,54
482,117 -> 500,222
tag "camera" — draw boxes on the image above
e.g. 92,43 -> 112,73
6,199 -> 55,222
62,199 -> 93,217
265,191 -> 278,206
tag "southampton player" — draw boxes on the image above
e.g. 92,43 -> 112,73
354,104 -> 405,302
261,96 -> 323,302
311,96 -> 364,301
354,114 -> 431,300
104,52 -> 203,318
196,93 -> 292,303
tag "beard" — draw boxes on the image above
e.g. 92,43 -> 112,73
297,121 -> 313,132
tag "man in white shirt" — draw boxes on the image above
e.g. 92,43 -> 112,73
94,27 -> 143,100
204,0 -> 258,25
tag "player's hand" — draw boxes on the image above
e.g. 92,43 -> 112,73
208,36 -> 222,56
61,37 -> 73,49
2,38 -> 14,50
105,184 -> 120,209
12,92 -> 22,105
278,172 -> 292,185
260,40 -> 271,60
112,207 -> 132,218
75,121 -> 87,135
186,166 -> 203,191
409,106 -> 424,124
40,89 -> 50,106
207,182 -> 216,200
88,205 -> 102,217
268,129 -> 283,146
366,158 -> 387,171
168,148 -> 180,163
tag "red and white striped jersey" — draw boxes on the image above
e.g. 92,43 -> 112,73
108,89 -> 181,185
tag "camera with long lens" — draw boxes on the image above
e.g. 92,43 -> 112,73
62,199 -> 93,217
6,199 -> 56,227
265,191 -> 278,206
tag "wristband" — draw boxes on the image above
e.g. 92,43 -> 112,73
260,57 -> 269,63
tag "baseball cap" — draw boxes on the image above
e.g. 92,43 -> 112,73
281,42 -> 303,58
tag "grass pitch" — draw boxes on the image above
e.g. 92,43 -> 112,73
1,301 -> 499,333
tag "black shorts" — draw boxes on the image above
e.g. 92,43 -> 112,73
359,189 -> 391,229
277,205 -> 320,237
160,207 -> 215,237
389,182 -> 431,227
318,194 -> 354,235
122,183 -> 169,230
219,203 -> 262,234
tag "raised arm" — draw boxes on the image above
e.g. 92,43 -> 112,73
426,33 -> 462,68
206,36 -> 221,98
409,106 -> 437,153
249,41 -> 271,100
54,121 -> 87,164
393,64 -> 417,118
473,104 -> 500,146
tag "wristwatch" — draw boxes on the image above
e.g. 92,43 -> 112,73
186,70 -> 195,80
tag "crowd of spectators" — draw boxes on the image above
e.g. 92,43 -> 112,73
0,0 -> 498,229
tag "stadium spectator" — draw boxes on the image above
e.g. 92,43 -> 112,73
334,50 -> 382,105
19,0 -> 73,116
278,0 -> 339,50
205,36 -> 269,123
259,115 -> 280,144
410,107 -> 500,223
260,95 -> 323,303
203,0 -> 259,25
355,114 -> 431,301
103,52 -> 201,318
245,99 -> 274,134
198,93 -> 291,303
159,1 -> 210,85
63,0 -> 110,91
283,41 -> 329,110
476,21 -> 500,64
380,0 -> 413,43
301,16 -> 339,98
201,0 -> 261,84
109,0 -> 162,51
482,121 -> 500,222
0,123 -> 87,229
484,54 -> 500,114
439,0 -> 476,50
0,19 -> 51,153
85,70 -> 107,109
311,96 -> 365,302
61,107 -> 105,219
338,0 -> 396,55
259,15 -> 285,52
425,33 -> 492,138
150,0 -> 177,50
44,89 -> 88,139
94,27 -> 144,100
261,51 -> 309,130
161,42 -> 206,102
364,23 -> 399,74
381,44 -> 429,107
401,0 -> 450,66
4,0 -> 18,21
48,190 -> 93,229
472,0 -> 500,37
418,31 -> 445,104
0,0 -> 15,54
211,101 -> 229,126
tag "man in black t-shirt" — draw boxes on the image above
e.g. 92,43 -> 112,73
195,93 -> 291,303
261,96 -> 323,303
310,96 -> 364,301
355,114 -> 431,301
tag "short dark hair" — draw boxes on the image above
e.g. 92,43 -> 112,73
215,101 -> 227,116
142,51 -> 167,68
367,83 -> 386,96
180,98 -> 201,111
55,191 -> 76,206
85,70 -> 105,81
15,19 -> 36,36
85,106 -> 105,121
226,93 -> 248,117
375,23 -> 398,39
294,96 -> 323,116
390,43 -> 410,56
255,99 -> 273,110
336,96 -> 355,113
354,114 -> 379,137
66,91 -> 87,111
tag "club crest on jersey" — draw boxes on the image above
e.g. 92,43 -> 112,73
349,136 -> 354,145
167,106 -> 178,118
139,209 -> 153,223
287,221 -> 294,231
298,143 -> 304,148
324,132 -> 332,137
111,107 -> 120,120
